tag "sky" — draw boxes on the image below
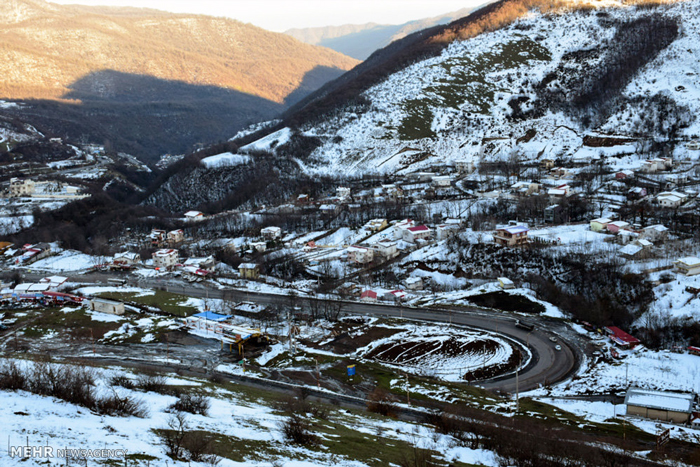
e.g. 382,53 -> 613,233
49,0 -> 483,32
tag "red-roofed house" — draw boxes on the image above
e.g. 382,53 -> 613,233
605,326 -> 641,349
402,225 -> 432,243
360,290 -> 377,302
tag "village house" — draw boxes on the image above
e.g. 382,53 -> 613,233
628,187 -> 647,200
455,160 -> 475,174
544,204 -> 565,224
406,277 -> 423,291
607,220 -> 630,234
511,181 -> 539,197
403,225 -> 432,243
381,184 -> 403,200
39,275 -> 68,289
625,387 -> 695,424
540,158 -> 555,170
686,140 -> 700,150
336,187 -> 351,202
548,184 -> 571,202
152,249 -> 178,270
615,169 -> 635,180
674,257 -> 700,276
590,218 -> 612,232
184,210 -> 204,220
619,239 -> 653,260
431,175 -> 452,188
657,191 -> 688,208
112,252 -> 140,268
436,223 -> 460,240
494,225 -> 529,247
250,241 -> 267,252
360,290 -> 378,302
365,218 -> 388,232
16,243 -> 51,265
550,167 -> 570,179
319,204 -> 340,216
296,194 -> 310,205
666,173 -> 688,186
394,219 -> 416,239
167,229 -> 185,245
238,263 -> 259,279
369,239 -> 399,260
347,246 -> 374,265
148,229 -> 167,247
8,178 -> 35,197
383,290 -> 407,302
261,226 -> 282,240
498,277 -> 515,289
407,172 -> 436,182
640,224 -> 669,242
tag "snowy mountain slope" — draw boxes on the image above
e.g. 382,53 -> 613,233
259,0 -> 700,176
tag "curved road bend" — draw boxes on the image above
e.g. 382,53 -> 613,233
7,272 -> 582,393
137,279 -> 581,394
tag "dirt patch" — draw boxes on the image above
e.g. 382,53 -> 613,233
467,292 -> 544,314
321,326 -> 403,355
582,135 -> 637,147
366,337 -> 497,363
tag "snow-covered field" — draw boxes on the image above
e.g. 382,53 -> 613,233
27,250 -> 102,272
200,152 -> 250,168
1,359 -> 498,466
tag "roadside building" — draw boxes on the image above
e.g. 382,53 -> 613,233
604,326 -> 641,349
89,298 -> 125,316
625,388 -> 695,423
238,263 -> 259,279
152,249 -> 178,270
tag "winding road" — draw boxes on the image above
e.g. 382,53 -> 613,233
7,271 -> 585,393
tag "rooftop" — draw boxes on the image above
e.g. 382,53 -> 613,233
625,387 -> 694,413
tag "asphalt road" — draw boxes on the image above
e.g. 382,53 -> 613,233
136,277 -> 582,394
5,270 -> 583,394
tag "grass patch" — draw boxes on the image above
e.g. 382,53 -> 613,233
398,36 -> 551,140
95,290 -> 198,317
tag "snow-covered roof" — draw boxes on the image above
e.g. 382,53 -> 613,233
608,221 -> 630,228
619,244 -> 643,257
591,218 -> 612,224
676,257 -> 700,267
184,211 -> 203,217
239,263 -> 258,269
154,249 -> 177,257
114,252 -> 139,261
625,388 -> 694,413
498,225 -> 528,235
643,224 -> 668,232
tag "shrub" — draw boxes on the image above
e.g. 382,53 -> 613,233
110,375 -> 136,389
169,392 -> 211,416
96,392 -> 148,418
366,386 -> 398,417
136,373 -> 168,393
280,414 -> 319,446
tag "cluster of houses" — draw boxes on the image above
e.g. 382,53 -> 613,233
2,178 -> 87,200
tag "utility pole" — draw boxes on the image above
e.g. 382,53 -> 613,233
316,358 -> 320,389
405,372 -> 411,406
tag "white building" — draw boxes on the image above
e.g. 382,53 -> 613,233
152,249 -> 179,270
403,225 -> 432,243
8,178 -> 35,197
369,239 -> 398,259
347,246 -> 374,264
674,257 -> 700,276
431,176 -> 452,188
406,277 -> 423,290
261,226 -> 282,240
336,187 -> 351,201
167,229 -> 184,244
394,219 -> 415,240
